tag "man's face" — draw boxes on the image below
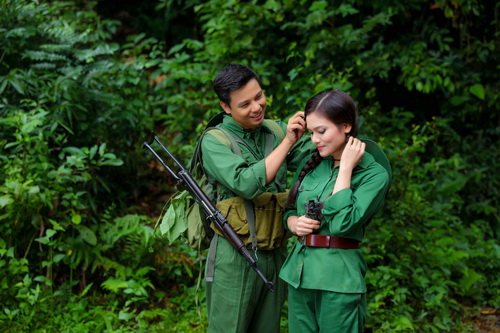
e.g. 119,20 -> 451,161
220,78 -> 266,130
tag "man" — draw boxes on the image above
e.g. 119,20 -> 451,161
201,63 -> 315,332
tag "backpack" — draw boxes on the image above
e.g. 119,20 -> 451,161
158,114 -> 285,251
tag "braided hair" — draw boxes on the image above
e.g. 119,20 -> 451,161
285,89 -> 358,208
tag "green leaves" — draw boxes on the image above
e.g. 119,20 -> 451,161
0,0 -> 498,331
469,83 -> 485,100
159,191 -> 189,244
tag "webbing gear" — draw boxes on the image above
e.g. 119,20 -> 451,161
204,118 -> 286,282
206,121 -> 285,253
206,234 -> 218,282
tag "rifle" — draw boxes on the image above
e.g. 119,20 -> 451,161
143,131 -> 275,292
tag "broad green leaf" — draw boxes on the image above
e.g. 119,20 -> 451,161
159,196 -> 188,243
469,84 -> 485,100
62,147 -> 84,156
46,229 -> 57,239
89,145 -> 98,159
0,195 -> 14,208
98,143 -> 106,156
53,254 -> 65,263
71,213 -> 82,225
118,309 -> 134,321
75,225 -> 97,246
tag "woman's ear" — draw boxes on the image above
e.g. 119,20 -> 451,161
343,123 -> 352,134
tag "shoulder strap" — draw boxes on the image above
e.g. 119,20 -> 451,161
263,119 -> 285,141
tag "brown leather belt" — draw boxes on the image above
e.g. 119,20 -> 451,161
298,234 -> 360,249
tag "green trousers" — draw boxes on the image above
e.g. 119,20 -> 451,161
288,285 -> 366,333
205,236 -> 287,333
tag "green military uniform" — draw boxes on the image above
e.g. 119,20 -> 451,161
280,153 -> 390,332
201,115 -> 315,333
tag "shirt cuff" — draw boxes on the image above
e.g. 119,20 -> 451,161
283,208 -> 297,233
322,188 -> 352,215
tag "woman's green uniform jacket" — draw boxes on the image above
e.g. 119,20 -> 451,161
280,153 -> 390,293
201,115 -> 315,201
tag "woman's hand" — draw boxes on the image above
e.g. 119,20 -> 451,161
287,215 -> 320,236
331,136 -> 365,195
285,111 -> 306,145
339,136 -> 365,171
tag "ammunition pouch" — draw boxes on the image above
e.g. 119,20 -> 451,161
213,192 -> 290,250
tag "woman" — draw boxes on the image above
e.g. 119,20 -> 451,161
280,89 -> 390,332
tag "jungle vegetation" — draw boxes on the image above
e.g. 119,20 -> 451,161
1,0 -> 499,332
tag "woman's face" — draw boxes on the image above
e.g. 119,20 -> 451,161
220,78 -> 266,130
306,111 -> 351,159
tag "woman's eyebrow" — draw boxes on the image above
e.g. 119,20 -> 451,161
307,125 -> 324,131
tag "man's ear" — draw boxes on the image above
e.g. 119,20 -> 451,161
220,101 -> 232,115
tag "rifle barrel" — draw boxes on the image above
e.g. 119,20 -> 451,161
144,134 -> 275,292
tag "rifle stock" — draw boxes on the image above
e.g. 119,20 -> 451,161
143,132 -> 275,292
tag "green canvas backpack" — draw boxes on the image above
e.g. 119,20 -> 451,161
158,114 -> 285,251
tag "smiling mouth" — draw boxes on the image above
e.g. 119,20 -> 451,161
250,111 -> 263,119
317,146 -> 325,151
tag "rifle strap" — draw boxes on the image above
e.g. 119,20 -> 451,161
206,234 -> 218,282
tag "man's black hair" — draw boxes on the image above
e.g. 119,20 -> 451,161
213,63 -> 261,106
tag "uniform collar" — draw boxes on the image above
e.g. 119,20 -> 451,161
324,151 -> 375,169
221,114 -> 265,137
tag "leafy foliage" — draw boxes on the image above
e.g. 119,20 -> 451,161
0,0 -> 498,331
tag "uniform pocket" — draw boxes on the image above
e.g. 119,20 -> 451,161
299,181 -> 321,193
214,197 -> 249,237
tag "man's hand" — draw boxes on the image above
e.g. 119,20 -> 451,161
287,215 -> 320,236
285,111 -> 306,145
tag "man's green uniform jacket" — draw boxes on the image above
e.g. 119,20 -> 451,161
202,115 -> 314,200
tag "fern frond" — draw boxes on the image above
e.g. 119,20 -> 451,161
101,278 -> 128,293
31,62 -> 57,70
39,43 -> 72,53
74,44 -> 119,62
23,50 -> 67,62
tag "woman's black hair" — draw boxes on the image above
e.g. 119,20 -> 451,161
285,89 -> 358,208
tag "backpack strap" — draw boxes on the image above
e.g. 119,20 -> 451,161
263,119 -> 285,141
